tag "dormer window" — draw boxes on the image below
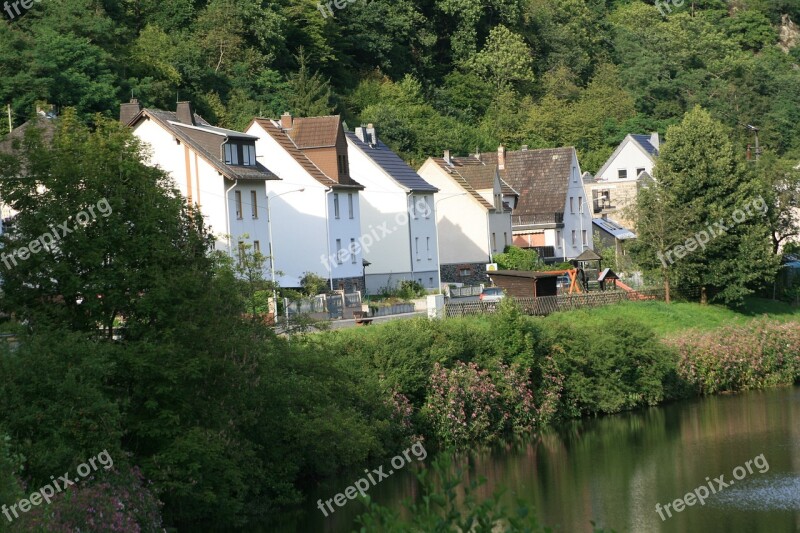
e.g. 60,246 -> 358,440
337,154 -> 348,176
224,142 -> 257,166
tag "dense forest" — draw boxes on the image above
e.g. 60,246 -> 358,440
1,0 -> 799,171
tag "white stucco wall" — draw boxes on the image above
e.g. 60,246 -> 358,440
247,121 -> 363,288
418,159 -> 493,265
346,140 -> 439,290
132,118 -> 269,263
562,154 -> 594,259
597,138 -> 655,182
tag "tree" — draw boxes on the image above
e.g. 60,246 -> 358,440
632,107 -> 778,305
493,246 -> 545,271
284,49 -> 334,117
470,25 -> 534,91
754,154 -> 800,253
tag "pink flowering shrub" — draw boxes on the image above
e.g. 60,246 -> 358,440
665,319 -> 800,395
422,360 -> 554,446
13,467 -> 163,533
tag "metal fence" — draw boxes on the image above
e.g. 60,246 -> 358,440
445,288 -> 667,318
449,285 -> 484,298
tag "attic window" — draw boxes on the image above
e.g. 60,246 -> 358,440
224,142 -> 257,166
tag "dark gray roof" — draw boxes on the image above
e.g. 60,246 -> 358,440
592,218 -> 636,240
346,132 -> 437,192
0,115 -> 57,154
132,109 -> 278,182
631,134 -> 659,156
575,249 -> 602,261
490,270 -> 561,279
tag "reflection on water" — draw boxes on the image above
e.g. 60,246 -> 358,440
272,385 -> 800,532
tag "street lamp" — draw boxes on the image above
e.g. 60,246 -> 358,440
434,192 -> 468,293
267,188 -> 304,314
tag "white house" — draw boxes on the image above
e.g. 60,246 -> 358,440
245,114 -> 366,291
122,100 -> 278,270
345,124 -> 440,293
585,133 -> 660,227
448,146 -> 592,263
418,151 -> 517,285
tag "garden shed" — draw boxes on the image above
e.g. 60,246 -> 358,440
488,270 -> 559,298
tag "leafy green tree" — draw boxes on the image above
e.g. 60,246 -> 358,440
635,107 -> 778,304
470,25 -> 534,91
284,49 -> 334,117
493,245 -> 545,271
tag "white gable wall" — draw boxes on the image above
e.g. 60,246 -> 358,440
597,138 -> 655,182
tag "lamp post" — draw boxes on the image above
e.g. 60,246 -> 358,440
266,188 -> 304,314
434,192 -> 468,293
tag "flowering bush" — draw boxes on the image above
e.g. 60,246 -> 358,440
13,467 -> 163,533
666,319 -> 800,395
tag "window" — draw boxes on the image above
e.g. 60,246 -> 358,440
504,232 -> 508,247
348,193 -> 354,219
415,237 -> 420,260
411,195 -> 418,219
237,241 -> 245,266
334,193 -> 340,219
495,194 -> 502,210
573,167 -> 577,182
243,144 -> 256,166
336,238 -> 343,264
224,144 -> 239,165
492,232 -> 497,252
582,230 -> 587,246
459,266 -> 472,277
556,230 -> 562,246
569,197 -> 574,214
571,230 -> 577,247
253,240 -> 260,254
426,237 -> 431,259
618,169 -> 627,180
337,154 -> 348,176
424,196 -> 431,218
235,190 -> 242,219
578,196 -> 583,214
250,190 -> 258,218
350,238 -> 357,263
636,167 -> 645,177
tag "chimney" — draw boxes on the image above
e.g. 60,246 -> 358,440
119,99 -> 141,125
176,101 -> 194,125
521,145 -> 528,151
443,149 -> 452,165
355,125 -> 366,143
650,132 -> 660,151
497,145 -> 506,170
475,146 -> 481,161
280,111 -> 293,130
366,123 -> 377,145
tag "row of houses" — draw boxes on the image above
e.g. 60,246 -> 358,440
2,102 -> 657,293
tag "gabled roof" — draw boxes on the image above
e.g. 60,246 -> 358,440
468,147 -> 575,217
431,157 -> 517,211
595,134 -> 658,180
286,116 -> 341,149
130,109 -> 278,182
575,248 -> 602,261
248,118 -> 363,190
345,132 -> 437,192
0,114 -> 57,154
592,217 -> 636,240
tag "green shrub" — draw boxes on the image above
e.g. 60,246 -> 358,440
546,321 -> 675,417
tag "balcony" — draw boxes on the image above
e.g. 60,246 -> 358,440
512,213 -> 564,228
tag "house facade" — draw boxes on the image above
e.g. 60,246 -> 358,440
245,114 -> 365,291
418,151 -> 516,285
122,100 -> 278,271
345,124 -> 440,293
584,133 -> 660,228
470,146 -> 592,262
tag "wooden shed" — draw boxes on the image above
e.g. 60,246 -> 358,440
488,270 -> 560,298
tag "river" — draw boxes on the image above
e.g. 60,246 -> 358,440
275,385 -> 800,532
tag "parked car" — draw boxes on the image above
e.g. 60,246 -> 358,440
479,287 -> 505,302
556,274 -> 570,289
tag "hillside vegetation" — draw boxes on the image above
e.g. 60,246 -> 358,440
1,0 -> 799,170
